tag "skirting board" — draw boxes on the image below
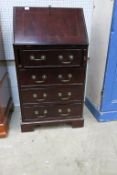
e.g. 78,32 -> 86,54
85,97 -> 117,122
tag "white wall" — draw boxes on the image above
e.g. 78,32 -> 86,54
86,0 -> 114,109
0,0 -> 93,106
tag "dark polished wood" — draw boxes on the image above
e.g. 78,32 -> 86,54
13,7 -> 88,45
21,118 -> 84,132
20,49 -> 83,68
13,7 -> 88,132
19,68 -> 85,87
22,103 -> 83,121
21,85 -> 84,104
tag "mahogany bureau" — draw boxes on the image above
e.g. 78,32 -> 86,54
13,7 -> 88,132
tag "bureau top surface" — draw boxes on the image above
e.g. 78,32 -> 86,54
13,7 -> 88,46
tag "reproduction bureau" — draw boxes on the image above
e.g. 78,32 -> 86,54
0,21 -> 13,137
13,7 -> 88,132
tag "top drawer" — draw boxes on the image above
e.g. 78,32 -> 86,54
20,49 -> 83,68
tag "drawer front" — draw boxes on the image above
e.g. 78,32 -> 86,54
22,103 -> 83,121
20,49 -> 83,67
21,85 -> 84,104
19,68 -> 85,87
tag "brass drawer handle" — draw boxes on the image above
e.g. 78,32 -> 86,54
58,108 -> 71,117
60,61 -> 71,64
33,93 -> 38,98
31,75 -> 36,80
58,74 -> 72,83
58,55 -> 64,60
34,109 -> 48,118
30,55 -> 46,61
69,55 -> 74,60
35,80 -> 46,84
33,93 -> 47,101
58,92 -> 72,100
58,54 -> 74,64
31,74 -> 47,84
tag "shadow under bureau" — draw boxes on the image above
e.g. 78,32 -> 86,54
13,7 -> 88,132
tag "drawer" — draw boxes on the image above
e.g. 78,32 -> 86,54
20,49 -> 83,68
21,85 -> 84,104
19,68 -> 85,87
22,103 -> 83,121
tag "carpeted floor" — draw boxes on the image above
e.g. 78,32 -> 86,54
0,106 -> 117,175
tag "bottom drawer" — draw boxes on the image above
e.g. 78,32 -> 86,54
22,103 -> 83,122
